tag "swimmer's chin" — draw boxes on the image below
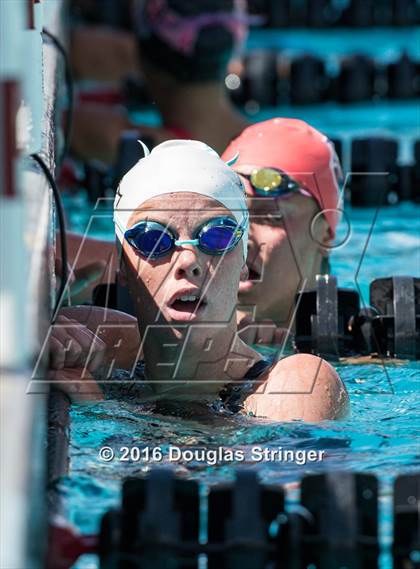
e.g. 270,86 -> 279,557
239,280 -> 255,293
239,266 -> 261,294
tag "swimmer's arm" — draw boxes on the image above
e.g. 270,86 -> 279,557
71,104 -> 177,165
49,308 -> 142,403
70,104 -> 133,164
243,353 -> 349,422
59,306 -> 141,371
56,232 -> 118,305
70,27 -> 139,82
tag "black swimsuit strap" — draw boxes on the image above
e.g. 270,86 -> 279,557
218,355 -> 276,414
244,358 -> 274,379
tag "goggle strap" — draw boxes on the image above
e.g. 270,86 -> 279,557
115,219 -> 126,239
240,211 -> 249,230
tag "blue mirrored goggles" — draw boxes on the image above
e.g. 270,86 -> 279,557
123,216 -> 247,260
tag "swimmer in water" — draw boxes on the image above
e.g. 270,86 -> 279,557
134,0 -> 250,153
51,140 -> 349,421
222,118 -> 343,344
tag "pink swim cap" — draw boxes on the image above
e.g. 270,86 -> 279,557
222,118 -> 343,238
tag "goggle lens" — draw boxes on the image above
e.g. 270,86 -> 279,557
250,168 -> 283,193
247,167 -> 301,196
127,225 -> 173,258
199,224 -> 241,253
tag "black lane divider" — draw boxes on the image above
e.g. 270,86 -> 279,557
117,52 -> 419,109
230,51 -> 419,107
349,137 -> 400,207
45,469 -> 419,569
294,275 -> 420,360
247,0 -> 420,28
393,474 -> 420,569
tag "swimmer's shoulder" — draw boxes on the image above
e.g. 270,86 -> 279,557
243,353 -> 349,421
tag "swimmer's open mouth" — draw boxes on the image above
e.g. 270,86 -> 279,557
239,264 -> 261,293
167,289 -> 207,318
248,267 -> 261,281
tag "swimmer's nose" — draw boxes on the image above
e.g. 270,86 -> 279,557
174,246 -> 202,279
245,229 -> 264,270
246,228 -> 257,258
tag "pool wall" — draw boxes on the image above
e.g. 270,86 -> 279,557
0,1 -> 65,567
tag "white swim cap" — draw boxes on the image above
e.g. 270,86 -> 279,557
114,139 -> 249,258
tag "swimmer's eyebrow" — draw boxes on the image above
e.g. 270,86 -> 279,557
137,203 -> 156,211
131,202 -> 227,212
130,203 -> 171,213
126,210 -> 172,232
127,203 -> 177,222
127,208 -> 212,227
128,212 -> 175,230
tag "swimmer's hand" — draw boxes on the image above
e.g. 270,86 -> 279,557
47,368 -> 103,403
49,314 -> 106,372
49,315 -> 105,402
238,315 -> 289,346
59,306 -> 141,371
71,104 -> 176,164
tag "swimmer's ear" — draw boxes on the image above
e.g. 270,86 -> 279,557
312,212 -> 333,251
240,262 -> 249,281
315,222 -> 333,275
319,225 -> 334,252
225,151 -> 239,167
